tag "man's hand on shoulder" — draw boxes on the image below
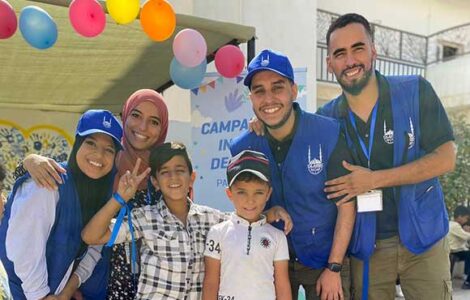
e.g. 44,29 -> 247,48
324,161 -> 376,205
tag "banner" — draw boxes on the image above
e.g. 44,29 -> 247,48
190,69 -> 307,211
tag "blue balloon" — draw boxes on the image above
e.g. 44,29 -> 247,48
170,57 -> 207,89
19,6 -> 57,49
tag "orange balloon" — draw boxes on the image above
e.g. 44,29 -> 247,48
140,0 -> 176,42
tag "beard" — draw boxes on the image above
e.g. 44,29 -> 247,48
337,61 -> 374,96
255,103 -> 294,130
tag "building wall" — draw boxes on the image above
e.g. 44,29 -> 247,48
317,0 -> 470,35
427,55 -> 470,109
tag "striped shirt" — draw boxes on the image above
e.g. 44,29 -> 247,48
111,198 -> 227,300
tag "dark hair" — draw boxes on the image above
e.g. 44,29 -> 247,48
149,142 -> 193,177
0,163 -> 5,183
326,13 -> 373,47
454,205 -> 470,219
230,171 -> 270,187
68,135 -> 116,255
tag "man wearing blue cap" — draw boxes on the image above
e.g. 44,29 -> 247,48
230,49 -> 356,300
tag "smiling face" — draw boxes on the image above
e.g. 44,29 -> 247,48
151,155 -> 195,204
124,101 -> 162,151
76,133 -> 116,179
327,22 -> 377,96
227,177 -> 272,223
249,71 -> 298,133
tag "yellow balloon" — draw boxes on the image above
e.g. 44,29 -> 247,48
106,0 -> 140,25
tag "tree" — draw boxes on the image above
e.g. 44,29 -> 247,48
440,113 -> 470,214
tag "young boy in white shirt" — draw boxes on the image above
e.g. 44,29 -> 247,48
202,150 -> 292,300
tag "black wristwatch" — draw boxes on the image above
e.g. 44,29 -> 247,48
327,262 -> 342,273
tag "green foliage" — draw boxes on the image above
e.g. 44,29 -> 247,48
440,113 -> 470,214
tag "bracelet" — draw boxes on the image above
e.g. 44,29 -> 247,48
112,192 -> 127,206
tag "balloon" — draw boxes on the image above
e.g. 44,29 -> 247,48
215,45 -> 245,78
19,6 -> 57,49
140,0 -> 175,42
106,0 -> 140,25
69,0 -> 105,38
173,29 -> 207,67
170,57 -> 207,90
0,0 -> 17,39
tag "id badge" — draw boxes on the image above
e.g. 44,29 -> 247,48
357,189 -> 383,213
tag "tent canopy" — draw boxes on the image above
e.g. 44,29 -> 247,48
0,0 -> 255,113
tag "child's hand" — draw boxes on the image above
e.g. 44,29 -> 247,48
266,206 -> 293,234
117,158 -> 151,201
248,116 -> 265,136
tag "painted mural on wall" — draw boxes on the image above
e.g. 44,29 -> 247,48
0,120 -> 73,193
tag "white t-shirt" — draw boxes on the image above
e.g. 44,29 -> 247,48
204,213 -> 289,300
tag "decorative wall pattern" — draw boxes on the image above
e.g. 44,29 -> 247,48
0,120 -> 73,193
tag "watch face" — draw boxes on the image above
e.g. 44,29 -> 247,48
328,263 -> 342,272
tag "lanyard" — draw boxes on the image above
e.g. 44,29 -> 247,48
348,102 -> 378,168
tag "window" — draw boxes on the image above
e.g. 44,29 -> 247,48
438,40 -> 463,61
443,45 -> 458,60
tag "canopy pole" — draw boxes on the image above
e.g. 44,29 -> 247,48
247,37 -> 255,64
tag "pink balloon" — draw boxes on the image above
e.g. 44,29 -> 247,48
0,0 -> 17,39
215,45 -> 245,78
69,0 -> 105,38
173,29 -> 207,67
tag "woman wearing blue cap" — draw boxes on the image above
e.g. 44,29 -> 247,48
0,110 -> 123,300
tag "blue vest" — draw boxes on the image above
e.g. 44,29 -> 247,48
230,107 -> 341,269
319,75 -> 449,259
0,165 -> 110,299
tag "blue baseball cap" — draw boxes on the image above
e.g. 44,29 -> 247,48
76,109 -> 123,150
244,49 -> 294,87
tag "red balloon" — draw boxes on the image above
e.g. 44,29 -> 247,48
69,0 -> 106,38
0,0 -> 17,39
215,45 -> 245,78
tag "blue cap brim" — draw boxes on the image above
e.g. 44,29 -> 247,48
244,67 -> 294,87
77,129 -> 123,150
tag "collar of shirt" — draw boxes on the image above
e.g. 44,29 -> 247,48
230,212 -> 267,227
265,102 -> 301,164
156,196 -> 205,220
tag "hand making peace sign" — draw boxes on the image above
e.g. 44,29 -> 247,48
116,158 -> 151,202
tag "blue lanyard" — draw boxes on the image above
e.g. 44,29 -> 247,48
348,102 -> 378,168
107,193 -> 138,276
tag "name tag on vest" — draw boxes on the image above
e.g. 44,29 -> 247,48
357,189 -> 383,213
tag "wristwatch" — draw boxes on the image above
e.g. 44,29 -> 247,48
327,262 -> 342,273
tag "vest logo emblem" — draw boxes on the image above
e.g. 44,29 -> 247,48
307,144 -> 323,175
408,117 -> 415,149
383,120 -> 394,144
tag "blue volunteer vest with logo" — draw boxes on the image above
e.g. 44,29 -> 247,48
0,164 -> 110,299
230,107 -> 341,269
319,75 -> 449,261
